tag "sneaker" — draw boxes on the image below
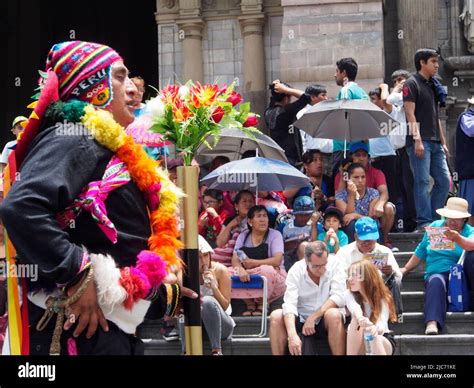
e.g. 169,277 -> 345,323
425,321 -> 439,335
163,328 -> 179,342
212,351 -> 223,356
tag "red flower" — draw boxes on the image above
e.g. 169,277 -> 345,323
226,92 -> 242,106
211,106 -> 225,123
243,114 -> 258,127
189,82 -> 219,108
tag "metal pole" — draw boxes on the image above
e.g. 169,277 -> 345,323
176,165 -> 203,355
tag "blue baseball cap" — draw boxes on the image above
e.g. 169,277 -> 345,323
349,141 -> 369,155
355,217 -> 379,240
293,196 -> 315,215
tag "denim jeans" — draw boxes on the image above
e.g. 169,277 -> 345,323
406,141 -> 450,227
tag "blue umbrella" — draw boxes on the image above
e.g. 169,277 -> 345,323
200,157 -> 309,192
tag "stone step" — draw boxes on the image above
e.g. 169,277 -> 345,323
400,271 -> 424,292
401,291 -> 424,312
392,312 -> 474,335
141,310 -> 474,341
142,334 -> 474,356
142,337 -> 272,356
138,291 -> 427,340
393,252 -> 424,270
388,232 -> 423,252
395,334 -> 474,355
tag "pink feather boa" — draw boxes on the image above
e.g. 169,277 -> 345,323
120,250 -> 167,310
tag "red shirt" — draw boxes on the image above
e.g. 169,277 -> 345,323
334,165 -> 387,192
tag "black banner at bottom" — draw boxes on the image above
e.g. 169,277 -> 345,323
0,356 -> 473,387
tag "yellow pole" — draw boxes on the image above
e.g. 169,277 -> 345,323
177,165 -> 203,355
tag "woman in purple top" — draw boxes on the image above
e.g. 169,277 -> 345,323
232,205 -> 286,316
335,163 -> 380,242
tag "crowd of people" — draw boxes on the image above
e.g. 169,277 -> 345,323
0,41 -> 473,356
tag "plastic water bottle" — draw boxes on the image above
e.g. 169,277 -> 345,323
236,249 -> 248,262
328,228 -> 335,246
364,327 -> 374,355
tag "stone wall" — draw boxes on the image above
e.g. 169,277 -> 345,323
279,0 -> 384,98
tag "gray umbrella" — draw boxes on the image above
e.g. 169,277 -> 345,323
294,99 -> 397,142
195,127 -> 288,163
200,156 -> 309,192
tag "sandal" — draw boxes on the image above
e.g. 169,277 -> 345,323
242,302 -> 257,316
252,305 -> 264,316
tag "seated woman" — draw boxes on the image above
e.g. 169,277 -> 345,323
198,235 -> 235,356
198,189 -> 232,248
212,190 -> 255,267
346,260 -> 397,355
335,163 -> 380,242
401,197 -> 474,334
232,205 -> 286,316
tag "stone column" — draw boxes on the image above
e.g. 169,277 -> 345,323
397,0 -> 439,71
238,0 -> 267,132
239,14 -> 266,92
177,19 -> 204,82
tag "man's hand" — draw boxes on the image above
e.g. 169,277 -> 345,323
288,333 -> 302,356
370,201 -> 384,219
381,264 -> 393,276
302,316 -> 317,336
415,140 -> 425,159
442,144 -> 450,159
343,213 -> 358,226
64,276 -> 108,339
394,83 -> 404,93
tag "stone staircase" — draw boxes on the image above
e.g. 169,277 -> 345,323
139,232 -> 474,355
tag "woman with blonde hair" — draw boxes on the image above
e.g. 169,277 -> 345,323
345,259 -> 397,355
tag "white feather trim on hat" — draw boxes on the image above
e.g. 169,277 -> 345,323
90,253 -> 127,314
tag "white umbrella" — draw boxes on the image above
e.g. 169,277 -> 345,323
294,99 -> 397,156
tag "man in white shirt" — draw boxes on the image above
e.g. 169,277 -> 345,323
269,241 -> 346,355
334,217 -> 404,321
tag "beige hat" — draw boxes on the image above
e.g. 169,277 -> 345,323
436,197 -> 471,219
468,96 -> 474,105
198,235 -> 214,254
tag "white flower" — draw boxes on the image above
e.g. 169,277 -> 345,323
178,85 -> 189,99
147,97 -> 165,118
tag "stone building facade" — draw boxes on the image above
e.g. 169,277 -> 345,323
156,0 -> 474,156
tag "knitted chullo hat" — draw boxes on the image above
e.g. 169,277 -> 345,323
45,41 -> 122,107
14,41 -> 122,167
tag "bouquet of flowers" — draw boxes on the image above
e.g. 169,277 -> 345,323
147,81 -> 260,165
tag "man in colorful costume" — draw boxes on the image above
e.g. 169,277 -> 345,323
0,41 -> 189,355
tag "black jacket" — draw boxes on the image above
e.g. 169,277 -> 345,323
264,94 -> 310,163
0,124 -> 150,289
